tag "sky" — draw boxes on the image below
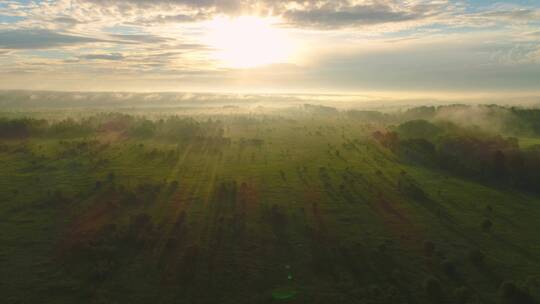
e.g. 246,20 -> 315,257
0,0 -> 539,96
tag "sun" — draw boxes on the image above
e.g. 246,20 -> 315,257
205,16 -> 296,69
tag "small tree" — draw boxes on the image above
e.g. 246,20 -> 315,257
468,249 -> 485,267
442,259 -> 456,277
107,172 -> 115,183
454,286 -> 471,304
424,240 -> 435,257
499,281 -> 537,304
482,219 -> 493,232
424,276 -> 443,302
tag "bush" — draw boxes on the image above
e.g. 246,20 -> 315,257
468,249 -> 485,267
526,276 -> 540,289
499,281 -> 537,304
454,286 -> 471,304
482,219 -> 493,232
391,269 -> 403,282
442,259 -> 456,277
92,258 -> 116,281
424,276 -> 443,301
398,175 -> 427,200
169,180 -> 179,192
500,281 -> 518,298
377,242 -> 387,253
424,240 -> 435,257
128,213 -> 155,246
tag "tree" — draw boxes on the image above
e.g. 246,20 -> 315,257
493,150 -> 507,180
423,240 -> 435,257
424,276 -> 443,302
468,249 -> 485,266
482,219 -> 493,232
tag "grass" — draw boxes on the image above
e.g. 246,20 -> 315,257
0,112 -> 539,303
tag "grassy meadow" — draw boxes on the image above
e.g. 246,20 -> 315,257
1,103 -> 540,304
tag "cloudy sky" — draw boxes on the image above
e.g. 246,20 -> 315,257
0,0 -> 539,95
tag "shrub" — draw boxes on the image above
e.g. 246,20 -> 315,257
442,259 -> 456,277
482,219 -> 493,232
399,175 -> 427,201
500,281 -> 518,299
128,213 -> 155,246
454,286 -> 471,304
92,258 -> 116,281
377,243 -> 387,253
424,240 -> 435,257
169,180 -> 179,190
424,276 -> 443,301
499,281 -> 537,304
391,269 -> 402,282
526,276 -> 540,289
468,249 -> 485,267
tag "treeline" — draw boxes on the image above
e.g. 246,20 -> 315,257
401,104 -> 540,137
0,114 -> 226,142
0,117 -> 95,138
349,104 -> 540,136
375,119 -> 540,193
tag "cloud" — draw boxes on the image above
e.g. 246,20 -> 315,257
0,28 -> 186,51
80,53 -> 125,60
531,31 -> 540,36
0,29 -> 104,49
479,8 -> 540,21
80,0 -> 234,11
0,0 -> 539,94
108,34 -> 172,44
282,3 -> 434,29
129,13 -> 209,25
2,0 -> 539,32
66,0 -> 452,29
53,16 -> 85,25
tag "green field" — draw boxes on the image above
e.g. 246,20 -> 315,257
1,104 -> 540,304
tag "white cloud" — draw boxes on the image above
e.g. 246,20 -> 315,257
0,0 -> 538,93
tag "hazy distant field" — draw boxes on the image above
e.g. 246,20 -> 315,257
2,99 -> 540,304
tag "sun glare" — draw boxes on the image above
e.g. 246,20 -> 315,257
205,16 -> 296,69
